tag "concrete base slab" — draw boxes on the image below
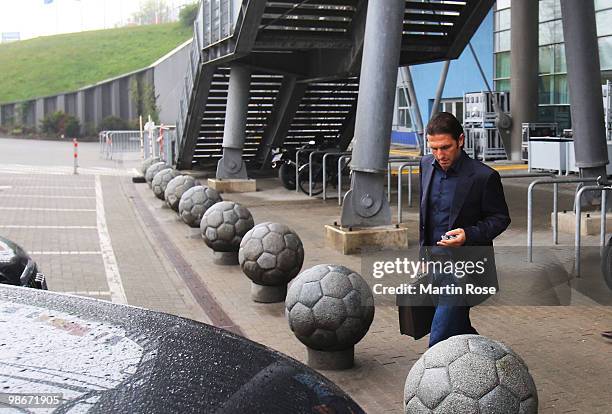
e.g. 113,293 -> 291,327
307,347 -> 354,370
251,282 -> 287,303
324,224 -> 408,255
554,211 -> 612,236
208,178 -> 256,193
212,251 -> 239,266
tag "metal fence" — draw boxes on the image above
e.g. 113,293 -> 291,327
99,127 -> 177,164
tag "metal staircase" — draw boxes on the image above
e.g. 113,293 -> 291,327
176,0 -> 494,170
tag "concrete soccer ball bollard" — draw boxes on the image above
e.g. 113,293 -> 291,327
285,264 -> 375,370
239,222 -> 305,303
178,186 -> 223,228
152,168 -> 180,200
403,335 -> 538,414
200,201 -> 254,265
140,157 -> 161,175
165,175 -> 198,211
145,162 -> 169,188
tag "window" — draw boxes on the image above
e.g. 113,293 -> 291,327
495,79 -> 510,92
554,43 -> 567,73
539,46 -> 554,75
539,20 -> 564,46
600,36 -> 612,70
554,75 -> 569,105
495,30 -> 511,52
495,52 -> 511,78
597,9 -> 612,37
539,75 -> 554,105
496,0 -> 510,10
539,0 -> 562,22
596,0 -> 612,11
495,9 -> 511,31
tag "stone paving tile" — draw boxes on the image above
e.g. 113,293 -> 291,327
2,227 -> 100,252
102,175 -> 210,324
0,209 -> 96,227
132,177 -> 612,413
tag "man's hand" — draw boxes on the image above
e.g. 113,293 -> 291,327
437,228 -> 466,247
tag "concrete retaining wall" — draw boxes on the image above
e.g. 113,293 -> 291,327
0,39 -> 192,135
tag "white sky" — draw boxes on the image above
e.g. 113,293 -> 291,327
0,0 -> 193,40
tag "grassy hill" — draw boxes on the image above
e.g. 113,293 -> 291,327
0,23 -> 192,104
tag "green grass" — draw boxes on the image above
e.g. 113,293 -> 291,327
0,23 -> 192,104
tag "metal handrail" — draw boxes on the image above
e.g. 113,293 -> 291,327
527,176 -> 601,262
575,183 -> 612,276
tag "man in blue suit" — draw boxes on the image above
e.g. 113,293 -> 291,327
419,112 -> 510,347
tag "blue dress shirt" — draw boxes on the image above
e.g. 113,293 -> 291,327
425,153 -> 464,246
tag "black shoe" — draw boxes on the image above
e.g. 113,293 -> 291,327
602,331 -> 612,339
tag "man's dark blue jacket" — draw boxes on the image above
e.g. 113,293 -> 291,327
419,151 -> 511,247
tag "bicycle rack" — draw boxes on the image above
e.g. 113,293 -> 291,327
397,161 -> 419,223
575,182 -> 612,276
527,176 -> 600,262
322,151 -> 351,200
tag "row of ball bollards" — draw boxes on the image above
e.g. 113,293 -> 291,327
140,158 -> 538,413
141,158 -> 375,371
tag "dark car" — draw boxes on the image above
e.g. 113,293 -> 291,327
0,285 -> 364,413
0,236 -> 47,289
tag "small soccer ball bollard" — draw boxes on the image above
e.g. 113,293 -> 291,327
178,186 -> 223,228
165,175 -> 198,211
403,335 -> 537,414
200,201 -> 254,265
285,264 -> 375,370
239,222 -> 304,303
145,162 -> 168,188
140,157 -> 161,175
152,168 -> 180,200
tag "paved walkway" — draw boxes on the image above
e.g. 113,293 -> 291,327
1,137 -> 611,413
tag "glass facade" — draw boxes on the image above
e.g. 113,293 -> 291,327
493,0 -> 612,129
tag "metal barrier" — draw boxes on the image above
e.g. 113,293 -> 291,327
99,127 -> 177,164
527,176 -> 601,262
99,130 -> 142,160
574,183 -> 612,276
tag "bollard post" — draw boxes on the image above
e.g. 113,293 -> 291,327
73,138 -> 79,175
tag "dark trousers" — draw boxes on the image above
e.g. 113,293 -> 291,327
429,305 -> 478,347
428,270 -> 478,347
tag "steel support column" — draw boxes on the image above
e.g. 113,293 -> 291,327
430,60 -> 451,120
509,0 -> 539,161
254,76 -> 307,167
340,0 -> 405,227
216,65 -> 251,179
561,0 -> 608,181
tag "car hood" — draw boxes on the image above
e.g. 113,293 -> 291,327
0,236 -> 30,284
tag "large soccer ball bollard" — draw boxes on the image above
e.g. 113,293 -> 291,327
239,222 -> 304,303
145,162 -> 169,188
404,335 -> 537,414
140,157 -> 161,175
285,264 -> 374,370
178,186 -> 223,228
200,201 -> 254,265
152,168 -> 180,200
165,175 -> 198,211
